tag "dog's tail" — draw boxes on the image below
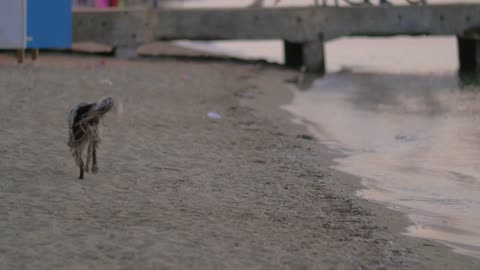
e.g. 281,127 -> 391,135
92,97 -> 116,116
67,97 -> 116,148
81,97 -> 116,122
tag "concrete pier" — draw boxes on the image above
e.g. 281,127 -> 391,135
72,5 -> 480,73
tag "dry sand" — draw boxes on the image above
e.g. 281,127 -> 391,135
0,53 -> 479,269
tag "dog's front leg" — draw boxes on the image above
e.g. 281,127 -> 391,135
73,150 -> 85,180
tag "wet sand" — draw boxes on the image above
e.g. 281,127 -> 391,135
0,53 -> 478,269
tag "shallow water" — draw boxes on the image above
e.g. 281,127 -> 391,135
288,38 -> 480,257
166,0 -> 480,258
288,37 -> 480,258
283,64 -> 480,258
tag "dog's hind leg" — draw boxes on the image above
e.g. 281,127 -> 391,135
91,142 -> 98,174
85,142 -> 92,173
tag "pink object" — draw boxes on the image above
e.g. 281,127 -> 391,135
95,0 -> 109,8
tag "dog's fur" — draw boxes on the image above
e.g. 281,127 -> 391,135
67,97 -> 115,179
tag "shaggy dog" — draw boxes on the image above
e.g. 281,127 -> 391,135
67,97 -> 115,179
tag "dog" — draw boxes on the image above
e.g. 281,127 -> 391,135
67,97 -> 115,179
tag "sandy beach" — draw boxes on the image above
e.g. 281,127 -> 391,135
0,52 -> 478,269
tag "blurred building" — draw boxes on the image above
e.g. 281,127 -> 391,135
72,0 -> 153,8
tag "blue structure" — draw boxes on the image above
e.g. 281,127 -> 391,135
27,0 -> 72,48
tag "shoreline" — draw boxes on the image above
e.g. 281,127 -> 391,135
244,67 -> 480,268
0,53 -> 478,269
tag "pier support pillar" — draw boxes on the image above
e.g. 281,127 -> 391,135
457,36 -> 480,71
284,41 -> 303,69
114,46 -> 138,59
284,39 -> 325,74
303,40 -> 325,74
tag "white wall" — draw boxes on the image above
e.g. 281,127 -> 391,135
0,0 -> 26,48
